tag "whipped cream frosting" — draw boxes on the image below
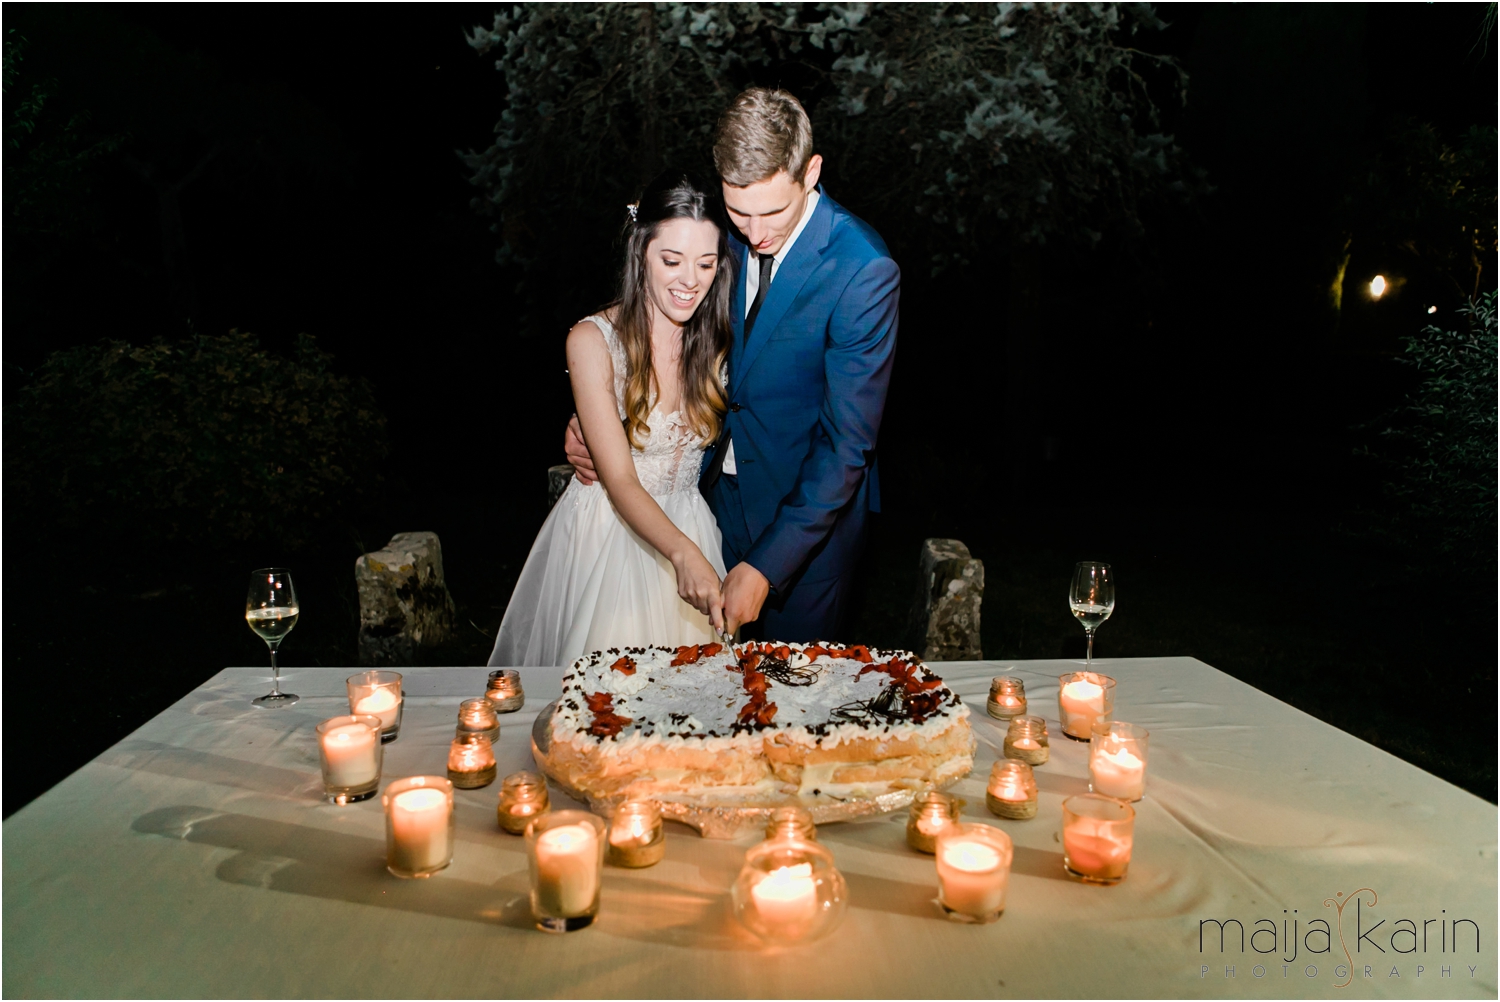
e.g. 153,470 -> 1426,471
553,641 -> 969,755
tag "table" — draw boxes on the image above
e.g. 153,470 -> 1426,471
5,658 -> 1494,999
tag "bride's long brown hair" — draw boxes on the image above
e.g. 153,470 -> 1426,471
611,171 -> 732,449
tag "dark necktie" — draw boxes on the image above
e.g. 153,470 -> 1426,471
744,253 -> 775,338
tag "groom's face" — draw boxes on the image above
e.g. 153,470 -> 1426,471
723,154 -> 824,259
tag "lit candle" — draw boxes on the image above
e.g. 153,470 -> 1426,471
533,823 -> 602,917
384,778 -> 454,878
353,687 -> 400,728
1057,671 -> 1114,740
935,824 -> 1013,922
986,760 -> 1037,820
607,802 -> 665,867
498,771 -> 550,835
1088,721 -> 1149,801
1003,715 -> 1050,765
1090,744 -> 1145,801
751,863 -> 818,930
447,732 -> 497,789
906,791 -> 961,853
1062,793 -> 1134,884
485,669 -> 525,713
986,676 -> 1027,720
319,720 -> 379,788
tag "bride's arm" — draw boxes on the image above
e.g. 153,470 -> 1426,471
567,320 -> 724,629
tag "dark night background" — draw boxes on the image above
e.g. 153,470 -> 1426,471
4,3 -> 1496,817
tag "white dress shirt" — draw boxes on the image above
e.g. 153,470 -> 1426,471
721,189 -> 820,476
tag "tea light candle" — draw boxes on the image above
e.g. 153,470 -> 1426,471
765,805 -> 817,841
316,715 -> 383,803
498,770 -> 550,835
934,823 -> 1013,923
346,670 -> 404,741
1089,720 -> 1149,801
1062,793 -> 1134,884
906,791 -> 962,853
485,669 -> 525,713
527,811 -> 606,931
446,732 -> 497,789
1003,715 -> 1050,765
383,777 -> 454,878
607,801 -> 665,868
986,676 -> 1027,720
752,862 -> 818,929
1057,671 -> 1115,740
456,698 -> 501,745
986,759 -> 1038,820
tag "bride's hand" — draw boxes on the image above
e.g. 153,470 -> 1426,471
672,548 -> 725,631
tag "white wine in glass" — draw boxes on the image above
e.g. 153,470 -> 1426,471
1069,561 -> 1114,664
247,568 -> 299,707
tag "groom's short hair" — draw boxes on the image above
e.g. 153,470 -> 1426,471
714,88 -> 814,187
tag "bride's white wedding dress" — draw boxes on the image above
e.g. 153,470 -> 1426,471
488,314 -> 726,668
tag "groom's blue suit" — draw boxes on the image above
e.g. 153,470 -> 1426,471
701,190 -> 899,641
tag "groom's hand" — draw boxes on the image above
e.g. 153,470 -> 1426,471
564,414 -> 599,486
722,562 -> 770,635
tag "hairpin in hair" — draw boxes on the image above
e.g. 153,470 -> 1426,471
626,202 -> 639,222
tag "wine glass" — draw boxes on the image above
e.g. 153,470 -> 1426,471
1069,561 -> 1114,664
247,568 -> 300,708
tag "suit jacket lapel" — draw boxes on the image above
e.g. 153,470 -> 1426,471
732,192 -> 834,397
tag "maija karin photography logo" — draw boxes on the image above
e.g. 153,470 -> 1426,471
1196,887 -> 1484,989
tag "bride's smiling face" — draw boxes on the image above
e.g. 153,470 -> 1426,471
644,217 -> 720,326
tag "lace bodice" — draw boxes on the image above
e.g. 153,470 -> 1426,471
585,314 -> 707,496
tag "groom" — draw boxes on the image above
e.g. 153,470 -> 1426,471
570,87 -> 899,641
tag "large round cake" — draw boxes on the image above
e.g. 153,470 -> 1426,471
540,641 -> 974,813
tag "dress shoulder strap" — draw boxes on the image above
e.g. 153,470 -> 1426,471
580,314 -> 628,422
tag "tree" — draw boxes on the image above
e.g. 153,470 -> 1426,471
462,3 -> 1194,328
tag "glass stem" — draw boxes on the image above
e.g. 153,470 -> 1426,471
268,643 -> 281,695
1086,629 -> 1094,664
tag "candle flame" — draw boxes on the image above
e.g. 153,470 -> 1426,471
942,840 -> 1002,873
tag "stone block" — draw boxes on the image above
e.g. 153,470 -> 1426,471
548,464 -> 575,507
914,538 -> 984,662
355,531 -> 457,666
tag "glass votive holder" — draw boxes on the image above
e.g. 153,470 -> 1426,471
765,804 -> 818,842
906,790 -> 962,854
607,801 -> 666,868
934,822 -> 1014,923
316,714 -> 384,804
456,698 -> 501,745
1057,670 -> 1116,741
986,676 -> 1028,720
1061,793 -> 1135,884
1089,720 -> 1149,801
347,670 -> 404,742
447,731 -> 497,789
1003,715 -> 1050,765
498,770 -> 551,835
986,759 -> 1038,820
485,669 -> 525,713
526,810 -> 606,933
383,775 -> 454,879
731,836 -> 848,945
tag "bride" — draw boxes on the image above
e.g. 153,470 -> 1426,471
488,172 -> 731,668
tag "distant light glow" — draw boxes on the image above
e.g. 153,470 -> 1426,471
1428,305 -> 1438,314
1370,275 -> 1387,299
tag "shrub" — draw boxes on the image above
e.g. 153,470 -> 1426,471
1360,291 -> 1497,561
5,331 -> 387,552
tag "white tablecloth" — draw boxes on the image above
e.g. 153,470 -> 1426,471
4,657 -> 1494,998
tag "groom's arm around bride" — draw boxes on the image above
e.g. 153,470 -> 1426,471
570,87 -> 898,643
